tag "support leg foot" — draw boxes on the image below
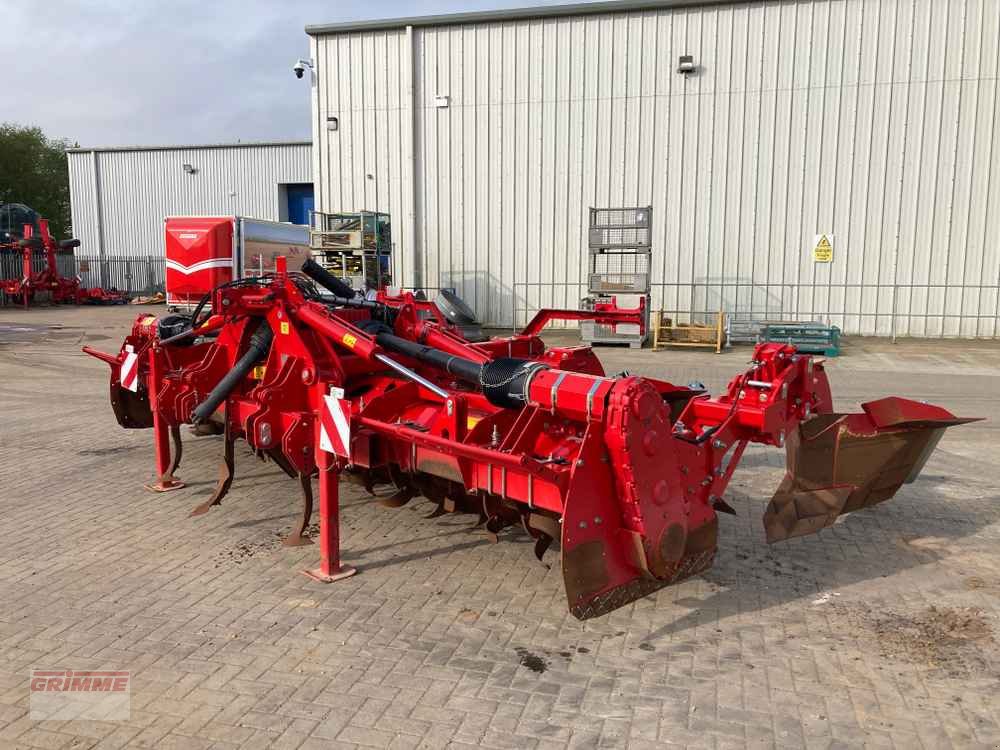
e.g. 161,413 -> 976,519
301,565 -> 357,583
144,478 -> 186,493
147,424 -> 186,492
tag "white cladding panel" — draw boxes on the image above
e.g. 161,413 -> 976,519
68,143 -> 312,262
312,0 -> 1000,336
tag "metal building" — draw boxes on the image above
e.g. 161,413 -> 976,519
67,141 -> 312,293
307,0 -> 1000,337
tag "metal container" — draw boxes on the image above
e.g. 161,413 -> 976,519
164,216 -> 310,306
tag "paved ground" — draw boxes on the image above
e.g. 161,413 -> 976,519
1,305 -> 998,750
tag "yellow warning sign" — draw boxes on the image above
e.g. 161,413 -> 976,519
813,234 -> 833,263
280,321 -> 290,335
342,333 -> 357,349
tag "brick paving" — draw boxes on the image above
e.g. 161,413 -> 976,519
0,306 -> 998,749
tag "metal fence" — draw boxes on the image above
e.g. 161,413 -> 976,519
511,281 -> 1000,341
0,250 -> 165,296
1,250 -> 77,282
75,254 -> 165,295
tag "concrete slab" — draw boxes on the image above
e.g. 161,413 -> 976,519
1,305 -> 998,749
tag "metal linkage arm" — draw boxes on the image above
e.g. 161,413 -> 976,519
520,307 -> 645,337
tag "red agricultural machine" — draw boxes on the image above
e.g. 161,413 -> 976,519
0,208 -> 127,308
85,259 -> 976,619
0,219 -> 83,307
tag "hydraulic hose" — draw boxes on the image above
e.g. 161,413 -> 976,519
301,258 -> 357,299
374,332 -> 483,383
299,266 -> 548,409
300,258 -> 396,325
374,332 -> 547,409
191,323 -> 273,423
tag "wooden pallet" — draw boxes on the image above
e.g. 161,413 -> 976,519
653,311 -> 724,353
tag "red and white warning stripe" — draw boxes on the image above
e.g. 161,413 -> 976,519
120,345 -> 140,393
319,387 -> 352,458
164,258 -> 233,275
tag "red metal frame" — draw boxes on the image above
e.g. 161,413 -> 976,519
302,381 -> 357,583
0,219 -> 127,307
520,296 -> 646,337
84,263 -> 977,619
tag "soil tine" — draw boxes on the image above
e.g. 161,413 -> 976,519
379,488 -> 415,508
167,424 -> 183,477
282,473 -> 315,546
189,425 -> 235,517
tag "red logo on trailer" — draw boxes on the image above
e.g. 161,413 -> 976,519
164,217 -> 234,306
319,388 -> 352,458
120,345 -> 139,392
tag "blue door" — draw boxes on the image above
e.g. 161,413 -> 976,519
286,184 -> 314,225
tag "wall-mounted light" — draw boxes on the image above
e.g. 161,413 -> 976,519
182,163 -> 197,174
327,116 -> 338,132
677,55 -> 696,75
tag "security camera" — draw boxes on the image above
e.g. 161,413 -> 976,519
293,59 -> 312,79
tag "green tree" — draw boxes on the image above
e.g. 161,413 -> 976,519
0,123 -> 74,238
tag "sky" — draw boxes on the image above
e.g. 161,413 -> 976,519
2,0 -> 578,148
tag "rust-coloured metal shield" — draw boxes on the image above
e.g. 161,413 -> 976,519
764,397 -> 978,543
109,379 -> 154,428
561,382 -> 719,620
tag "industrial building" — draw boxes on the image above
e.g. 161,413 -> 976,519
306,0 -> 1000,337
67,141 -> 312,292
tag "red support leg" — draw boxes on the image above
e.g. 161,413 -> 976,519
21,245 -> 31,310
144,346 -> 185,492
302,411 -> 356,583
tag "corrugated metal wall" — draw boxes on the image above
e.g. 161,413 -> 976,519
311,0 -> 1000,336
67,143 -> 311,292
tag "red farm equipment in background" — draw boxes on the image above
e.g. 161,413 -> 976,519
84,257 -> 977,619
0,215 -> 128,308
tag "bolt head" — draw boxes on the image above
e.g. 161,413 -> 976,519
653,479 -> 670,505
642,431 -> 659,456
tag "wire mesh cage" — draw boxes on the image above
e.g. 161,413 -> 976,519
582,206 -> 652,346
310,211 -> 391,253
587,247 -> 651,293
589,226 -> 651,248
310,211 -> 393,290
588,206 -> 651,229
588,206 -> 652,249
